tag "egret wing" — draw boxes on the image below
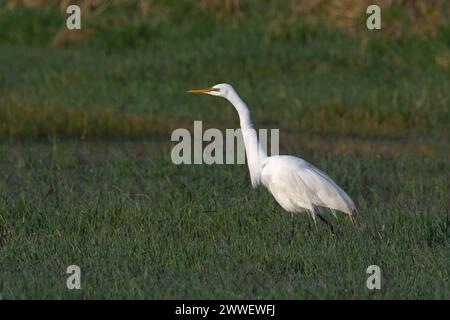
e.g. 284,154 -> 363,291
290,159 -> 355,215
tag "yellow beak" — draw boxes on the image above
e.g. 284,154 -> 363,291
187,87 -> 218,93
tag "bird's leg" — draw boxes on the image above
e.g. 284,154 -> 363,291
317,213 -> 335,234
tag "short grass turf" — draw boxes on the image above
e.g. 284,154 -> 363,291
0,141 -> 447,299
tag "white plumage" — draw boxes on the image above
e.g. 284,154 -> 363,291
261,155 -> 355,216
188,83 -> 356,223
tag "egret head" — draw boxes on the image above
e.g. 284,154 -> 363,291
188,83 -> 234,99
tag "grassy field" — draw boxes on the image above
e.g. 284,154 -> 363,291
0,1 -> 449,299
0,141 -> 448,299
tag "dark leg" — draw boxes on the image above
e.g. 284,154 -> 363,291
317,213 -> 335,234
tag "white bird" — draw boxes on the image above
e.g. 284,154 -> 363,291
188,83 -> 356,228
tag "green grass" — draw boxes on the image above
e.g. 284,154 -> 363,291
0,1 -> 449,299
0,3 -> 449,139
0,141 -> 448,299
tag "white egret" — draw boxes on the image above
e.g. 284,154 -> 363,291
188,83 -> 356,229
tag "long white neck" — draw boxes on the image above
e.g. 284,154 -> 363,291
226,91 -> 267,188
